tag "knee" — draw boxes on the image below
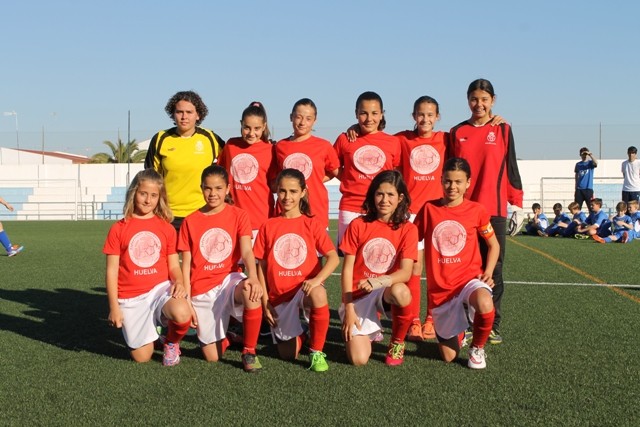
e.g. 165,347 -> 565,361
308,286 -> 328,306
390,283 -> 411,307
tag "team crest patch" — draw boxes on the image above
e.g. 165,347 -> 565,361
200,228 -> 233,264
283,153 -> 313,179
195,140 -> 205,152
231,153 -> 259,184
486,132 -> 496,144
353,145 -> 386,175
362,237 -> 396,274
273,233 -> 308,269
129,231 -> 161,268
432,220 -> 466,257
410,145 -> 440,175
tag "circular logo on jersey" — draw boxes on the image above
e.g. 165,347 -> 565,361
353,145 -> 386,175
432,220 -> 467,257
362,237 -> 396,274
409,145 -> 440,175
486,132 -> 496,144
273,233 -> 308,269
231,153 -> 259,184
283,153 -> 313,179
128,231 -> 161,268
200,228 -> 233,264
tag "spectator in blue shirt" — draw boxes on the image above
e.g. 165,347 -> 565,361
574,147 -> 598,210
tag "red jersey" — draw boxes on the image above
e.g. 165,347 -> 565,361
177,204 -> 252,297
448,122 -> 523,217
333,132 -> 401,213
396,130 -> 447,212
274,136 -> 340,229
414,199 -> 491,309
339,217 -> 418,301
103,216 -> 177,299
253,215 -> 336,306
217,137 -> 276,229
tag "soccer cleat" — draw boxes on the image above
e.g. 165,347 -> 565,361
406,322 -> 424,342
226,324 -> 244,345
488,329 -> 503,345
8,245 -> 24,257
308,351 -> 329,372
385,342 -> 405,366
421,319 -> 436,340
241,352 -> 263,373
592,235 -> 605,244
162,342 -> 181,366
370,330 -> 384,343
621,231 -> 629,243
574,233 -> 590,240
537,230 -> 548,237
467,346 -> 487,369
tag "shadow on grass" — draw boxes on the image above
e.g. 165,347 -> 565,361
0,286 -> 128,360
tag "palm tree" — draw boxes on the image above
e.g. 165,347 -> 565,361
90,139 -> 147,164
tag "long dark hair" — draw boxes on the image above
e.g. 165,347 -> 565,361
362,170 -> 410,229
201,165 -> 234,205
276,168 -> 313,217
355,91 -> 386,131
241,101 -> 271,142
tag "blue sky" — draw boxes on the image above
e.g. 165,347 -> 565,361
1,0 -> 638,159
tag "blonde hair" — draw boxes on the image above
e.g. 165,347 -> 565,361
628,200 -> 638,208
123,169 -> 173,222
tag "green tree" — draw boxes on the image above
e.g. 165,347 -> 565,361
90,139 -> 147,164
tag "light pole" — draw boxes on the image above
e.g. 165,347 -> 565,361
3,111 -> 20,164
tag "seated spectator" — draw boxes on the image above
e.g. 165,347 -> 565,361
562,201 -> 587,238
575,198 -> 611,239
543,203 -> 572,237
524,203 -> 549,236
594,201 -> 634,243
628,200 -> 640,242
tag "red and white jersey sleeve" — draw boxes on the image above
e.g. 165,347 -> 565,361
178,205 -> 252,296
218,137 -> 276,229
274,136 -> 340,229
334,132 -> 401,213
254,215 -> 335,306
339,217 -> 417,300
103,216 -> 177,299
414,199 -> 491,309
396,130 -> 447,213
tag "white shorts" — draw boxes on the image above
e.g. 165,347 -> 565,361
118,280 -> 172,349
191,272 -> 246,345
337,210 -> 362,248
338,287 -> 389,340
431,279 -> 492,341
409,213 -> 425,251
269,288 -> 311,343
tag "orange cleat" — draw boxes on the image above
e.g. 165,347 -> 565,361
422,319 -> 436,340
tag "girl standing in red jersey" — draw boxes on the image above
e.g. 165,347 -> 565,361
448,79 -> 524,345
218,101 -> 277,239
254,169 -> 339,372
414,157 -> 499,369
103,169 -> 192,366
340,170 -> 417,367
334,91 -> 401,249
274,98 -> 340,230
178,165 -> 264,373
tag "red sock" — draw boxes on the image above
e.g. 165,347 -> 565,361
220,337 -> 230,355
391,304 -> 412,344
308,304 -> 330,352
471,310 -> 495,348
457,331 -> 465,347
242,306 -> 262,354
407,275 -> 421,322
166,319 -> 190,344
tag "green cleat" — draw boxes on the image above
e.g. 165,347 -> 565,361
308,351 -> 329,372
